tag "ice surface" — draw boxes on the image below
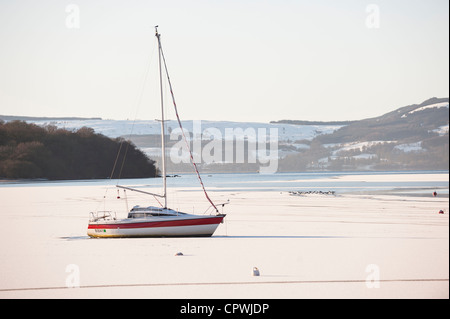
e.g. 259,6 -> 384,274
0,173 -> 448,299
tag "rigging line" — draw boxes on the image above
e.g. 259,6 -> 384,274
105,139 -> 127,205
156,32 -> 219,213
112,38 -> 156,182
117,141 -> 131,180
122,186 -> 163,206
153,194 -> 164,207
109,140 -> 124,180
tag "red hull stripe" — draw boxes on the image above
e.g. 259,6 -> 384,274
88,216 -> 223,230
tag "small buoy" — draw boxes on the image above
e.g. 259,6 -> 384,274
439,210 -> 444,214
433,191 -> 437,197
175,252 -> 183,256
252,267 -> 260,276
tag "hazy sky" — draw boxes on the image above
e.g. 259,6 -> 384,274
0,0 -> 448,123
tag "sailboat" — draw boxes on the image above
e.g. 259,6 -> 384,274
87,27 -> 226,238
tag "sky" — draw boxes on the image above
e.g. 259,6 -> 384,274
0,0 -> 448,123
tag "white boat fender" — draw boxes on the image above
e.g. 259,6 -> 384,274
252,267 -> 260,276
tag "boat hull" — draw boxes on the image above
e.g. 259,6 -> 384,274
87,214 -> 225,238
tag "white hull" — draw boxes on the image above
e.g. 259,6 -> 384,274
88,223 -> 221,238
87,214 -> 225,238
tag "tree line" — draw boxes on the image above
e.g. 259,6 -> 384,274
0,120 -> 158,180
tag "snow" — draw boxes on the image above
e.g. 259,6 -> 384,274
328,141 -> 396,155
352,153 -> 378,160
408,102 -> 449,114
432,124 -> 449,136
25,119 -> 342,142
394,142 -> 424,153
401,102 -> 449,118
0,173 -> 448,299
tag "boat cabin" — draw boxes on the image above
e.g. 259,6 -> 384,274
127,206 -> 186,218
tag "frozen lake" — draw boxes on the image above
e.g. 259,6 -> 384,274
2,170 -> 448,194
0,171 -> 448,298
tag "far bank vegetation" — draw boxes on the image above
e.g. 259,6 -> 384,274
0,120 -> 157,180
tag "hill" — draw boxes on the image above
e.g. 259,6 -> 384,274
279,97 -> 449,171
0,121 -> 158,180
315,97 -> 449,144
1,97 -> 448,174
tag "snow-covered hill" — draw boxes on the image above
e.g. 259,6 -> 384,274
21,118 -> 343,142
2,97 -> 447,172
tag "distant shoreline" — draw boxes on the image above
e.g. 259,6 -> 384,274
0,115 -> 102,122
1,172 -> 447,200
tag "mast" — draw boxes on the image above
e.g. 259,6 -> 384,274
155,26 -> 167,208
154,26 -> 219,213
